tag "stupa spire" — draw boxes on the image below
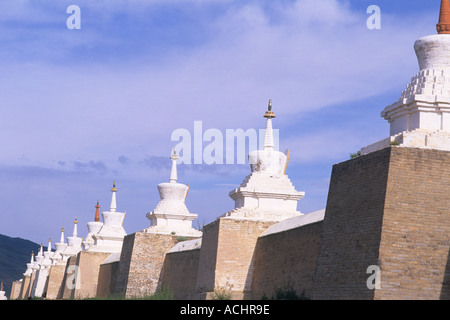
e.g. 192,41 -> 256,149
263,99 -> 276,150
169,147 -> 179,183
95,200 -> 100,222
110,181 -> 117,212
437,0 -> 450,34
72,217 -> 78,237
47,238 -> 52,252
60,226 -> 65,243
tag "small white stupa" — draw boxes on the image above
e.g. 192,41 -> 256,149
145,148 -> 202,237
32,238 -> 54,297
82,201 -> 103,250
0,282 -> 7,300
51,227 -> 68,265
87,182 -> 127,253
23,251 -> 35,277
362,0 -> 450,154
222,100 -> 305,221
61,218 -> 83,260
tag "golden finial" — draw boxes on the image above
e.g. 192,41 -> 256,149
171,147 -> 179,160
264,99 -> 276,118
111,180 -> 118,192
61,226 -> 64,232
74,217 -> 78,224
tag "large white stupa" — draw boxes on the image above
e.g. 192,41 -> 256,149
82,201 -> 103,250
60,218 -> 83,260
87,182 -> 127,253
362,0 -> 450,154
222,100 -> 305,221
145,148 -> 202,237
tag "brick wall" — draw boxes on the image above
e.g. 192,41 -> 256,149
312,147 -> 391,299
251,221 -> 323,299
161,246 -> 201,299
196,217 -> 273,299
375,147 -> 450,299
312,147 -> 450,299
45,264 -> 66,299
97,261 -> 120,298
73,251 -> 111,299
112,231 -> 197,298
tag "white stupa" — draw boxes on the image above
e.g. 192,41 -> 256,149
60,218 -> 83,260
82,201 -> 103,250
32,238 -> 54,297
222,100 -> 305,221
145,148 -> 202,237
87,182 -> 127,253
0,282 -> 7,300
51,227 -> 68,265
23,251 -> 35,277
362,0 -> 450,154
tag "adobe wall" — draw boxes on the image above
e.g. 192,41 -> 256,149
10,280 -> 22,300
312,147 -> 450,300
45,264 -> 66,299
251,220 -> 323,299
96,260 -> 120,298
72,251 -> 111,299
60,256 -> 78,299
112,231 -> 198,298
161,246 -> 201,299
18,275 -> 32,299
375,147 -> 450,299
195,217 -> 273,299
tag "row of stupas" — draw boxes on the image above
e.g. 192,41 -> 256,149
9,98 -> 306,299
7,1 -> 450,300
13,138 -> 207,299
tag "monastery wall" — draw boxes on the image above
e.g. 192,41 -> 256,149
112,231 -> 198,298
251,219 -> 323,299
97,259 -> 120,298
161,240 -> 202,300
312,147 -> 450,299
195,217 -> 274,299
45,264 -> 66,300
375,147 -> 450,299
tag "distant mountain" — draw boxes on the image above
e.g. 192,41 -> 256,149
0,234 -> 43,299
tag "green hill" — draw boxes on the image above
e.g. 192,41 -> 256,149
0,234 -> 43,299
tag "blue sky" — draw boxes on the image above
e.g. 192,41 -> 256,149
0,0 -> 441,245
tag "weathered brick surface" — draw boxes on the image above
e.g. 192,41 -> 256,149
312,147 -> 450,300
196,218 -> 273,299
112,231 -> 198,298
45,264 -> 66,299
375,147 -> 450,299
70,251 -> 111,299
251,221 -> 323,299
161,245 -> 201,299
96,261 -> 119,298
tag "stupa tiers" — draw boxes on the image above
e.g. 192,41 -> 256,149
223,100 -> 305,221
362,0 -> 450,154
145,148 -> 201,237
87,182 -> 126,253
51,227 -> 68,265
83,201 -> 103,250
60,218 -> 83,260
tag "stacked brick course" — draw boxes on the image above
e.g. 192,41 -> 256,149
312,147 -> 450,299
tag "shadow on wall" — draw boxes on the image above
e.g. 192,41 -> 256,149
440,245 -> 450,299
